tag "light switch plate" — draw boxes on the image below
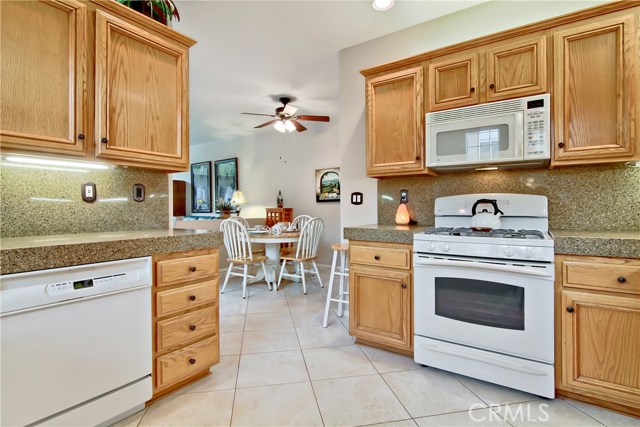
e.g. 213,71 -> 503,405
81,182 -> 96,203
351,192 -> 363,205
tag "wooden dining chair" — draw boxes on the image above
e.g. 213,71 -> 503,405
220,218 -> 272,299
277,217 -> 324,294
281,214 -> 312,256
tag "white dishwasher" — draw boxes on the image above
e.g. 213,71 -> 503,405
0,257 -> 152,426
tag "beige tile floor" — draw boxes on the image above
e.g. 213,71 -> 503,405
114,267 -> 640,427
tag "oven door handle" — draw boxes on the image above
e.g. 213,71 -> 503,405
419,342 -> 548,376
414,257 -> 553,278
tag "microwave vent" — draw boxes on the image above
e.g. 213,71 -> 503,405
427,98 -> 524,124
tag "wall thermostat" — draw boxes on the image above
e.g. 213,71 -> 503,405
133,184 -> 145,202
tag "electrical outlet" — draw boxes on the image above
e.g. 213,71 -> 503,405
400,189 -> 408,203
81,182 -> 96,203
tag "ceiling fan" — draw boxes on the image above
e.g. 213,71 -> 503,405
242,97 -> 330,132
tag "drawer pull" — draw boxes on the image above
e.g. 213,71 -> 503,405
101,137 -> 108,144
78,133 -> 85,140
558,142 -> 565,148
189,325 -> 197,331
189,358 -> 196,365
470,87 -> 475,93
189,295 -> 197,301
189,266 -> 197,272
401,283 -> 407,289
566,306 -> 574,313
489,83 -> 495,89
618,276 -> 626,283
374,255 -> 380,261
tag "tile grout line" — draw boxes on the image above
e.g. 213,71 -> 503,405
561,398 -> 608,427
227,278 -> 249,427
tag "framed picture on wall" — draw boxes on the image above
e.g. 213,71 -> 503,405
191,161 -> 212,213
315,167 -> 340,202
214,157 -> 238,203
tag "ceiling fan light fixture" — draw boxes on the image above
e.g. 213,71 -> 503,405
284,120 -> 296,132
372,0 -> 394,11
273,121 -> 287,133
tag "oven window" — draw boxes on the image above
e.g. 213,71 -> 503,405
435,278 -> 524,330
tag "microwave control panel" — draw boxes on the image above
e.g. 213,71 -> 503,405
523,95 -> 550,159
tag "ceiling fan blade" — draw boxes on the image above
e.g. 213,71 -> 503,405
242,112 -> 276,117
290,119 -> 307,132
254,119 -> 278,129
297,115 -> 330,122
283,104 -> 298,116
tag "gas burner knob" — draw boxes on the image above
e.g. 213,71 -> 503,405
524,247 -> 536,258
427,242 -> 436,251
504,246 -> 515,257
439,242 -> 450,252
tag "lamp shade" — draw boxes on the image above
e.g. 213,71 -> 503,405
231,190 -> 248,206
273,121 -> 286,132
395,203 -> 410,225
372,0 -> 394,11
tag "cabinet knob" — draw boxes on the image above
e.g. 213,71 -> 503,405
189,295 -> 196,301
566,306 -> 574,313
618,277 -> 626,283
470,87 -> 475,93
489,83 -> 495,89
189,325 -> 196,331
189,266 -> 197,272
401,283 -> 407,289
558,142 -> 565,148
189,358 -> 196,365
374,255 -> 380,261
101,137 -> 108,144
415,155 -> 421,161
78,133 -> 85,140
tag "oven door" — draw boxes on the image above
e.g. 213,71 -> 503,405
413,254 -> 554,363
427,112 -> 523,168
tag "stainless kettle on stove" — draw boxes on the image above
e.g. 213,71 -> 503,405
471,199 -> 504,230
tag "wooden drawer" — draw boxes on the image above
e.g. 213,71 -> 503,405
156,335 -> 219,389
156,253 -> 218,287
157,307 -> 217,352
562,257 -> 640,295
351,245 -> 411,270
156,280 -> 217,317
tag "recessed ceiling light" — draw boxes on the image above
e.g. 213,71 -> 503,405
372,0 -> 395,11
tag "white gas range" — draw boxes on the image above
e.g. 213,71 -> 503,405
413,193 -> 555,398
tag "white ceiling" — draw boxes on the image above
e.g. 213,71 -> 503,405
173,1 -> 486,144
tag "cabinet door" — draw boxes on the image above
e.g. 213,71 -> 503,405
486,34 -> 547,102
561,290 -> 640,408
95,10 -> 189,171
553,13 -> 638,164
350,265 -> 412,352
428,52 -> 479,111
0,0 -> 86,155
366,67 -> 425,177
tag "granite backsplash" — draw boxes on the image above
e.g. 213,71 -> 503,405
1,163 -> 169,237
378,163 -> 640,231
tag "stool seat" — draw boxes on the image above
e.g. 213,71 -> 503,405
323,242 -> 350,328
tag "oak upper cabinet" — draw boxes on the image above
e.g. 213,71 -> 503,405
553,11 -> 639,166
349,241 -> 413,355
94,9 -> 192,171
485,33 -> 547,102
428,33 -> 547,111
428,51 -> 479,111
366,66 -> 427,177
0,0 -> 87,155
556,255 -> 640,415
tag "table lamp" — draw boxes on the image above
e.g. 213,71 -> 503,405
231,190 -> 248,216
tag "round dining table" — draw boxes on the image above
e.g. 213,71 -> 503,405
247,231 -> 300,282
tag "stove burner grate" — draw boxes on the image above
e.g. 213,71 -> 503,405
424,227 -> 545,240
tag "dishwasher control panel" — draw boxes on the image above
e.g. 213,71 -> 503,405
45,274 -> 127,296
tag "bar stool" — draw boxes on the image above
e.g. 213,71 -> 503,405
323,242 -> 349,327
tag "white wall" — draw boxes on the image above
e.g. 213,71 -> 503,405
339,0 -> 609,230
174,93 -> 341,265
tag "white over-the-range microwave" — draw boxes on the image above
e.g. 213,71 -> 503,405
426,93 -> 550,171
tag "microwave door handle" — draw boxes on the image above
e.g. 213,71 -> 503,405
414,257 -> 553,277
514,111 -> 524,159
419,342 -> 548,376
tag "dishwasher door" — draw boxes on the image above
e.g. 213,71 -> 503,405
0,258 -> 152,426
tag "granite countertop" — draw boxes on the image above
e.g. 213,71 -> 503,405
344,224 -> 639,259
0,229 -> 223,275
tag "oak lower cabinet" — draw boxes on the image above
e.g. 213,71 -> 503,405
552,10 -> 639,166
556,255 -> 640,417
0,0 -> 87,156
151,249 -> 220,403
365,66 -> 428,177
349,241 -> 413,355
